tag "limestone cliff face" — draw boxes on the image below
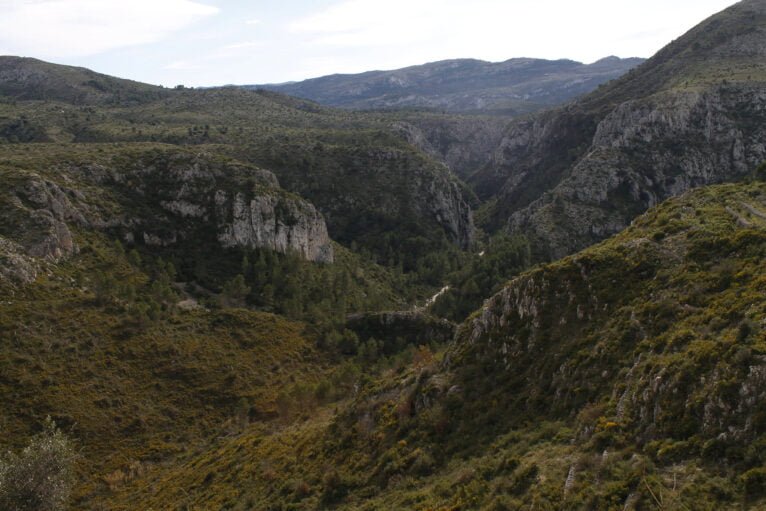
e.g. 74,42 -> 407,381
506,85 -> 766,259
0,172 -> 94,283
215,191 -> 333,263
423,172 -> 475,251
390,117 -> 508,181
269,142 -> 475,254
110,152 -> 335,263
0,149 -> 334,284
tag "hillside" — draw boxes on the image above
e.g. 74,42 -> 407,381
473,0 -> 766,260
0,144 -> 417,508
2,2 -> 766,509
0,56 -> 485,507
0,56 -> 166,105
252,56 -> 644,115
0,143 -> 337,287
0,64 -> 476,269
94,179 -> 766,510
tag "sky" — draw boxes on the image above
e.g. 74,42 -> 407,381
0,0 -> 740,87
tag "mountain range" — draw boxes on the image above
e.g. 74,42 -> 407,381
1,1 -> 766,510
251,56 -> 644,115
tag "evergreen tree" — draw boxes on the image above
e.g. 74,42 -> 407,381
220,274 -> 251,308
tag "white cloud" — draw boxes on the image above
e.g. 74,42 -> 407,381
163,40 -> 266,76
288,0 -> 738,65
165,60 -> 202,71
245,19 -> 262,26
222,41 -> 264,50
0,0 -> 219,59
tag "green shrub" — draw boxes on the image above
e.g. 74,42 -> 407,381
741,467 -> 766,499
0,418 -> 76,511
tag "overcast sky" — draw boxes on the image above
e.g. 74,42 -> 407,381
0,0 -> 739,87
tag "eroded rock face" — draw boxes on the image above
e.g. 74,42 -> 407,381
425,175 -> 475,251
215,191 -> 333,263
506,85 -> 766,259
107,153 -> 334,263
475,0 -> 766,258
0,175 -> 93,283
390,117 -> 508,181
0,151 -> 334,284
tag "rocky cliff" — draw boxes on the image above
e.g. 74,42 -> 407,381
508,84 -> 766,259
476,0 -> 766,259
245,135 -> 475,265
0,146 -> 334,284
390,115 -> 509,181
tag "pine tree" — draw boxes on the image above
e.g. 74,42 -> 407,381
220,274 -> 251,308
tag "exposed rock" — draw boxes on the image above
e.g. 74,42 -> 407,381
270,142 -> 475,253
475,0 -> 766,259
390,117 -> 508,181
216,191 -> 333,263
0,149 -> 334,284
0,236 -> 41,284
0,174 -> 93,283
105,151 -> 334,263
448,181 -> 766,444
507,85 -> 766,259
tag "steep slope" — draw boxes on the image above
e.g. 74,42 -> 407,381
0,145 -> 411,507
252,57 -> 644,115
100,180 -> 766,510
476,0 -> 766,259
388,113 -> 510,181
236,130 -> 475,263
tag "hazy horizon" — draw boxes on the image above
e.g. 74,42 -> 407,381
0,0 -> 740,87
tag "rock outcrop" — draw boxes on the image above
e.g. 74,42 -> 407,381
264,141 -> 475,255
476,0 -> 766,260
113,151 -> 334,263
215,191 -> 333,263
0,148 -> 334,284
0,171 -> 95,283
390,116 -> 508,181
101,151 -> 334,263
508,85 -> 766,259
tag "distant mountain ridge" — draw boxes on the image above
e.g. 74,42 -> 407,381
248,56 -> 645,114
